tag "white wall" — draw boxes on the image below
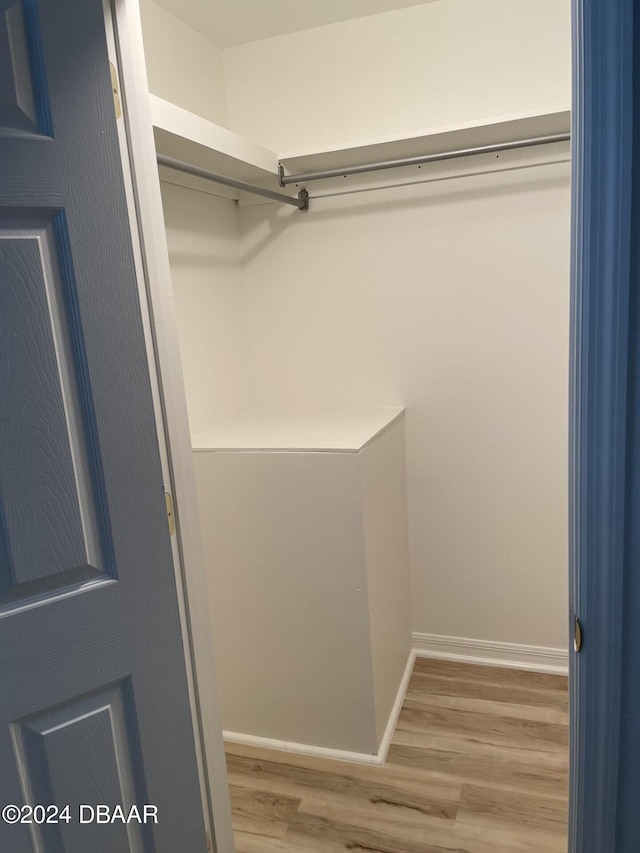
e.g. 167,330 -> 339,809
238,161 -> 570,650
150,0 -> 570,654
361,418 -> 412,743
140,0 -> 229,126
194,446 -> 379,753
160,182 -> 253,434
223,0 -> 571,154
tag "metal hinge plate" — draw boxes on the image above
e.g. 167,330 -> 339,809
574,616 -> 583,653
109,62 -> 122,119
164,491 -> 175,537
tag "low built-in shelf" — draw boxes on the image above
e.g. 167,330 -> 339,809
192,405 -> 411,756
278,109 -> 571,181
191,407 -> 405,453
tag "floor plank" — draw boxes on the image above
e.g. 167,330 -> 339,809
227,784 -> 300,841
412,658 -> 567,691
406,670 -> 568,710
226,751 -> 461,816
457,783 -> 568,832
225,658 -> 568,852
396,700 -> 568,752
399,691 -> 568,725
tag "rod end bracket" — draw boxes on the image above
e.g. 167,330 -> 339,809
278,163 -> 286,188
298,188 -> 310,211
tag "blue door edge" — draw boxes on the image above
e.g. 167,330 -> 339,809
569,0 -> 634,849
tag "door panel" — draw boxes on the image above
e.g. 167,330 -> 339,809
13,680 -> 148,853
0,1 -> 207,851
0,220 -> 107,599
0,0 -> 42,133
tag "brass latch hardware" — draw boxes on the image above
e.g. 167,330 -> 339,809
574,616 -> 583,653
109,62 -> 122,119
165,491 -> 175,537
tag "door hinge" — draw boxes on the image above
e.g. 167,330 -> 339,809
109,62 -> 122,120
574,616 -> 583,653
164,491 -> 175,537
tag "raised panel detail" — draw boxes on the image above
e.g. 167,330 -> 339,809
0,218 -> 110,604
11,681 -> 150,853
0,1 -> 39,133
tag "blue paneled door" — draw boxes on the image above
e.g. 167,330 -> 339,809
569,0 -> 640,851
0,1 -> 208,852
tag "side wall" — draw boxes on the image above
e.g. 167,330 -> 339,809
361,418 -> 412,744
193,448 -> 378,754
223,0 -> 571,154
139,0 -> 229,126
160,182 -> 253,434
239,161 -> 571,651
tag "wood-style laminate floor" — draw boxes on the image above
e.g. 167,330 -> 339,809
224,658 -> 568,852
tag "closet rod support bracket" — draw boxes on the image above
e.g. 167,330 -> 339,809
280,164 -> 309,210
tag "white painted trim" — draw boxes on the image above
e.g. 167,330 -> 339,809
111,2 -> 236,851
412,632 -> 569,675
224,730 -> 384,767
224,635 -> 568,769
375,650 -> 416,763
224,649 -> 415,767
103,6 -> 213,838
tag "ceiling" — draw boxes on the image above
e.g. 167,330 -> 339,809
153,0 -> 434,48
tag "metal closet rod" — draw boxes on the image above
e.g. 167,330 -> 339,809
278,132 -> 571,186
157,153 -> 310,210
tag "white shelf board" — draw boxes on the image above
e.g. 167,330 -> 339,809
150,95 -> 280,192
278,110 -> 571,178
149,99 -> 569,200
192,408 -> 405,453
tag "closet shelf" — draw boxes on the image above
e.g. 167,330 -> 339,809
150,95 -> 279,188
150,98 -> 569,199
278,109 -> 571,183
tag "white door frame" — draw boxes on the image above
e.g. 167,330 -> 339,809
103,2 -> 236,851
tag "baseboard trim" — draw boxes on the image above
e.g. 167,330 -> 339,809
376,649 -> 416,764
223,638 -> 566,769
223,649 -> 416,767
412,632 -> 568,675
223,729 -> 384,766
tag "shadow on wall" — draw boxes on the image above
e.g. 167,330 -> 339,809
239,163 -> 570,265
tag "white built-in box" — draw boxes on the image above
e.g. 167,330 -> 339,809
192,408 -> 411,759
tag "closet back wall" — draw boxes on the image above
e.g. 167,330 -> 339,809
223,0 -> 570,154
160,182 -> 254,433
238,163 -> 570,652
144,0 -> 571,658
139,0 -> 228,125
